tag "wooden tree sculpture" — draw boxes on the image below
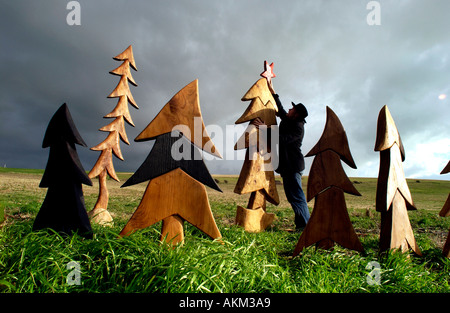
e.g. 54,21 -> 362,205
88,45 -> 138,225
33,103 -> 93,238
439,160 -> 450,257
234,62 -> 280,232
119,79 -> 222,246
293,106 -> 364,256
374,105 -> 421,255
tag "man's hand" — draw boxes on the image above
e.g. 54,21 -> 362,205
251,117 -> 265,129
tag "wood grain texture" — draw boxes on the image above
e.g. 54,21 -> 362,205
293,186 -> 364,256
121,132 -> 221,192
375,143 -> 416,212
88,46 -> 138,225
108,75 -> 138,109
307,150 -> 361,202
241,78 -> 277,112
119,168 -> 221,242
161,215 -> 184,245
233,149 -> 279,205
88,170 -> 113,225
247,190 -> 267,211
134,79 -> 221,158
109,59 -> 137,86
104,96 -> 135,126
374,105 -> 405,161
112,45 -> 137,71
88,149 -> 120,182
99,116 -> 130,145
235,97 -> 277,126
305,106 -> 356,169
379,190 -> 421,255
235,205 -> 275,232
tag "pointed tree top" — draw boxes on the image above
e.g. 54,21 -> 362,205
441,160 -> 450,175
306,106 -> 357,169
135,79 -> 222,158
113,45 -> 137,71
42,103 -> 87,148
374,105 -> 405,161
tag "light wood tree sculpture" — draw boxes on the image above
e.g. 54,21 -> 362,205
375,105 -> 421,255
119,79 -> 222,246
234,61 -> 280,232
33,103 -> 93,238
293,106 -> 364,256
439,160 -> 450,257
88,45 -> 138,225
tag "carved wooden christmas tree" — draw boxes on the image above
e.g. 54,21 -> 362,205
375,105 -> 421,255
88,45 -> 138,225
33,103 -> 93,238
119,79 -> 222,245
439,160 -> 450,257
293,106 -> 364,256
234,61 -> 280,232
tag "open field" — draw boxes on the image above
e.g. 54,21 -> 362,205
1,168 -> 449,293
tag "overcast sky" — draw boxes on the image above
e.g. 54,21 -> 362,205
1,0 -> 449,180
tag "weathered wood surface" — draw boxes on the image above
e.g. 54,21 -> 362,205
376,144 -> 416,212
306,106 -> 356,169
235,97 -> 277,126
374,105 -> 405,160
134,79 -> 221,158
161,215 -> 185,245
88,45 -> 139,225
375,105 -> 420,255
88,170 -> 113,225
379,191 -> 421,255
307,150 -> 361,202
241,78 -> 277,112
34,103 -> 93,238
293,186 -> 364,256
294,107 -> 363,255
233,74 -> 280,232
119,168 -> 221,241
235,205 -> 275,232
234,149 -> 279,205
122,132 -> 221,192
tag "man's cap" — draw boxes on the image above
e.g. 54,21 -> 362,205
291,102 -> 308,120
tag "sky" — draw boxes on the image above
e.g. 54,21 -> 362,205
0,0 -> 449,180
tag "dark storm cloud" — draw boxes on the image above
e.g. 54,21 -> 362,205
1,1 -> 449,179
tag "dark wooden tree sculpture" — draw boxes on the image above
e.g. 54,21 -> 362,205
439,160 -> 450,257
234,62 -> 280,232
119,79 -> 222,246
375,105 -> 421,255
33,103 -> 93,238
88,45 -> 138,225
293,106 -> 364,256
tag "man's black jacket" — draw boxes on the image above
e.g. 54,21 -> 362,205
273,94 -> 305,176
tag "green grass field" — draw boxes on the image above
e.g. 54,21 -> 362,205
0,167 -> 449,293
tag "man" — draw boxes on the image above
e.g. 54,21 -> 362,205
252,93 -> 310,230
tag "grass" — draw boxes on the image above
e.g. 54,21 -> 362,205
0,168 -> 450,293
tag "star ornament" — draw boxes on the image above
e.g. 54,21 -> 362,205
260,61 -> 276,84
